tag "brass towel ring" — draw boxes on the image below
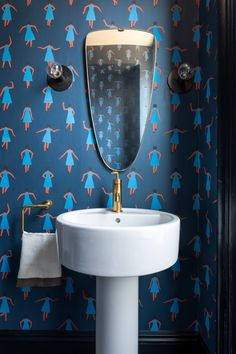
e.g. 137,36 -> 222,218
21,200 -> 53,233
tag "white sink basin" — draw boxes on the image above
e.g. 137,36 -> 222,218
56,208 -> 180,354
56,208 -> 180,277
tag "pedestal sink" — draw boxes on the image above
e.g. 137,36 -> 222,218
56,208 -> 180,354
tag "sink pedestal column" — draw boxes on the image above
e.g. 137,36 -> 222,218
96,276 -> 139,354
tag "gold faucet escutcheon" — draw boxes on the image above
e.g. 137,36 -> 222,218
111,171 -> 122,213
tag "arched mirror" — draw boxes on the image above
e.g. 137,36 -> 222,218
85,29 -> 156,171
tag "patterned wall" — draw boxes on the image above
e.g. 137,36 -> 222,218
0,1 -> 218,353
198,1 -> 218,353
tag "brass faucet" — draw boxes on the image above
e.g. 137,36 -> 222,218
111,171 -> 122,213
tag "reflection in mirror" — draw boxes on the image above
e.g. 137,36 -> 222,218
85,29 -> 156,171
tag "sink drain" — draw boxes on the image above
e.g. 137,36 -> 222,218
115,218 -> 121,223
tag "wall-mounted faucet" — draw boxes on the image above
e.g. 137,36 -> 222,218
111,171 -> 122,213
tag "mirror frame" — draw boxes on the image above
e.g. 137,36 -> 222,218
85,28 -> 157,172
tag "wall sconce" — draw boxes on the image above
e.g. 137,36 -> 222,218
167,63 -> 195,93
47,62 -> 72,91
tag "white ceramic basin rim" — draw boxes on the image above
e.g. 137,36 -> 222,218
58,208 -> 176,229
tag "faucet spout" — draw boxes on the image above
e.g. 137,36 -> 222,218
111,172 -> 122,213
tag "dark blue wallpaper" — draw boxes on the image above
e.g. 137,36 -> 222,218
0,1 -> 218,353
198,1 -> 218,353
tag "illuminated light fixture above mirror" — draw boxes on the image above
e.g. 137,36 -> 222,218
47,62 -> 73,91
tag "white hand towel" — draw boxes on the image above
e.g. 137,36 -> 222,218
17,231 -> 62,287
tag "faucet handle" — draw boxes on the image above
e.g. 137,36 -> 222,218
111,171 -> 120,180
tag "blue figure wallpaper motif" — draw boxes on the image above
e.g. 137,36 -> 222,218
0,1 -> 218,354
